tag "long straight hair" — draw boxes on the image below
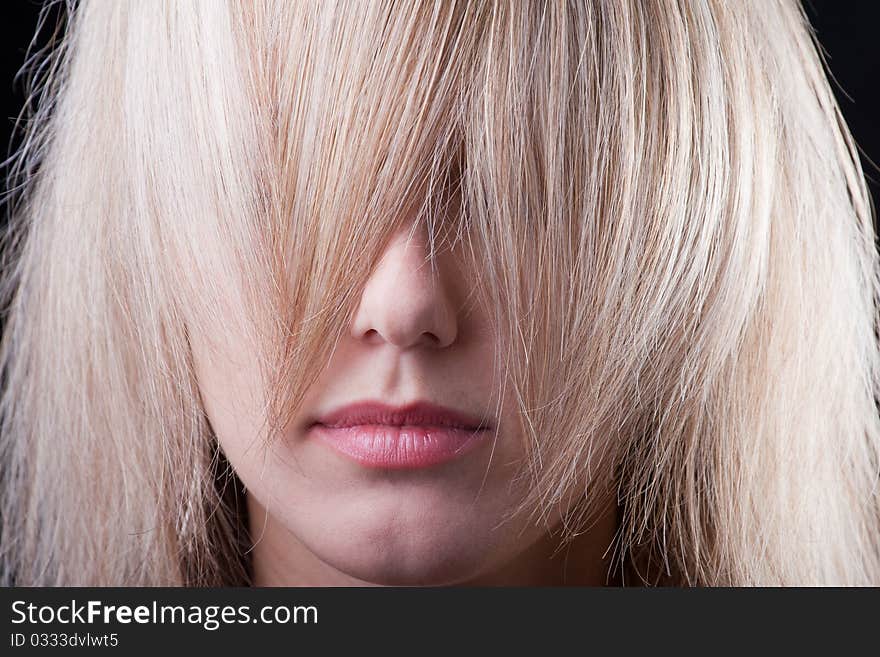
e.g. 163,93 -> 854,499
2,0 -> 878,585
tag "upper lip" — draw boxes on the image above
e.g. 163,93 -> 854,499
311,401 -> 492,431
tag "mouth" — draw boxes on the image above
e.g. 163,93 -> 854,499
308,401 -> 493,469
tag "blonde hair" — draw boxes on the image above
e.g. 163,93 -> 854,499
2,0 -> 878,586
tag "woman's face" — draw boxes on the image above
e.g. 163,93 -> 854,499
191,225 -> 607,585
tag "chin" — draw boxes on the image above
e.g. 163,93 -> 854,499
297,494 -> 511,586
327,551 -> 482,587
312,534 -> 493,587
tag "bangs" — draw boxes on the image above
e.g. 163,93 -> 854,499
126,1 -> 776,520
253,1 -> 490,429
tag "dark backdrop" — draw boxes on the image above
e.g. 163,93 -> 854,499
1,1 -> 878,221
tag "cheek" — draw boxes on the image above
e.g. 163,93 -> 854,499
190,335 -> 269,454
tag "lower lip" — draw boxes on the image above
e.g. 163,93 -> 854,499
311,424 -> 489,469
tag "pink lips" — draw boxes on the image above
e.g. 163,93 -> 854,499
309,401 -> 492,469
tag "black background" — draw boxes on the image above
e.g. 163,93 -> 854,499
0,1 -> 878,221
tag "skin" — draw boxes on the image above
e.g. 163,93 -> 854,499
191,225 -> 618,586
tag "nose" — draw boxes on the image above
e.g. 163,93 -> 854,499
351,227 -> 458,349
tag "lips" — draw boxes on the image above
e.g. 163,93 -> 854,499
309,401 -> 492,469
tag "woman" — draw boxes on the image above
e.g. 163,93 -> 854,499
1,0 -> 878,586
